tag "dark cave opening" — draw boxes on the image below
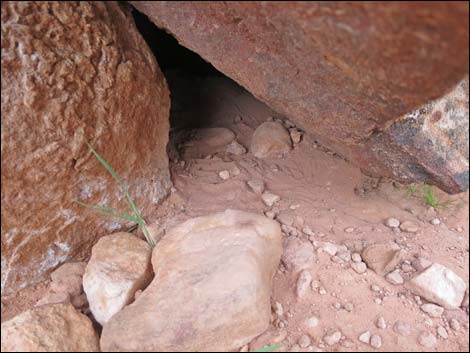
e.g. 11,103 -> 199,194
132,8 -> 228,132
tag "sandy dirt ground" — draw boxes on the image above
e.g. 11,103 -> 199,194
2,74 -> 469,352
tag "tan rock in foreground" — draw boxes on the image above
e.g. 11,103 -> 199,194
1,303 -> 99,352
101,209 -> 282,352
83,232 -> 153,325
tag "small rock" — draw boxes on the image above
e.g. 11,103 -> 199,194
430,218 -> 441,225
83,233 -> 153,325
0,303 -> 99,351
226,140 -> 247,155
374,298 -> 383,305
274,302 -> 284,317
351,253 -> 362,263
420,303 -> 444,318
449,318 -> 461,331
250,122 -> 292,158
437,325 -> 448,339
337,251 -> 352,262
376,317 -> 387,329
411,257 -> 433,271
298,334 -> 311,348
400,221 -> 419,233
370,335 -> 382,349
344,227 -> 355,233
358,331 -> 371,344
290,129 -> 303,144
401,263 -> 414,273
219,170 -> 230,180
311,280 -> 320,289
418,332 -> 437,348
386,271 -> 404,285
247,179 -> 265,194
319,287 -> 327,295
302,226 -> 315,237
296,270 -> 313,298
351,262 -> 367,274
361,243 -> 405,275
371,284 -> 381,292
385,218 -> 400,228
262,191 -> 281,207
303,316 -> 320,333
323,330 -> 342,346
405,263 -> 466,309
344,303 -> 354,312
393,321 -> 412,336
282,237 -> 316,273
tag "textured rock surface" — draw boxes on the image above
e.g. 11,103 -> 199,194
83,232 -> 153,325
131,1 -> 469,193
1,303 -> 99,352
405,263 -> 466,309
361,243 -> 404,276
101,209 -> 282,352
1,1 -> 171,295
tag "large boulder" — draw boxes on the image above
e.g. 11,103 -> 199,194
1,303 -> 99,352
131,1 -> 469,193
83,232 -> 153,325
100,209 -> 282,352
1,1 -> 171,295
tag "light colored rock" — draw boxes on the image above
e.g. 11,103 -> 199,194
323,330 -> 342,346
386,270 -> 404,285
431,218 -> 441,225
405,263 -> 466,309
100,209 -> 282,352
418,332 -> 437,348
437,325 -> 448,339
262,191 -> 281,207
274,302 -> 284,317
385,218 -> 400,228
351,262 -> 367,274
449,318 -> 461,331
250,122 -> 292,158
302,226 -> 315,237
0,1 -> 172,295
226,140 -> 247,155
361,243 -> 405,275
400,221 -> 419,233
303,316 -> 320,335
358,331 -> 371,344
0,303 -> 99,352
83,232 -> 152,325
351,253 -> 362,263
248,327 -> 288,352
247,179 -> 265,194
376,317 -> 387,329
370,335 -> 382,349
296,270 -> 312,298
282,237 -> 315,273
412,257 -> 433,271
290,129 -> 303,144
393,321 -> 412,336
420,303 -> 444,318
314,241 -> 347,256
219,170 -> 231,180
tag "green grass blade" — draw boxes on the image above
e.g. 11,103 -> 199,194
86,142 -> 154,246
75,200 -> 138,222
255,345 -> 283,352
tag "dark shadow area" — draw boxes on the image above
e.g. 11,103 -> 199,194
132,8 -> 229,131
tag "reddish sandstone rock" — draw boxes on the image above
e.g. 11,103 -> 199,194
1,1 -> 171,295
131,1 -> 469,193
